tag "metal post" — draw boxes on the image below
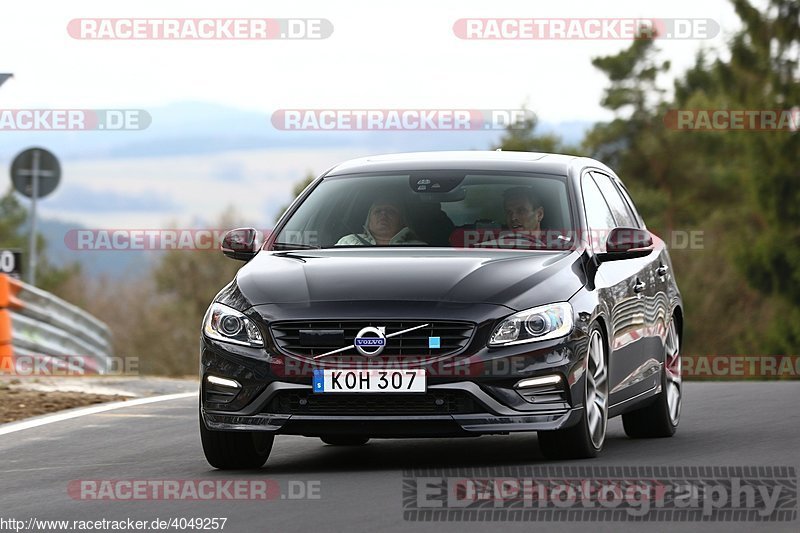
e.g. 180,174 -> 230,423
27,150 -> 39,286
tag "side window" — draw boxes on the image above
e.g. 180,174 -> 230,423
591,172 -> 638,228
581,173 -> 616,252
615,181 -> 646,229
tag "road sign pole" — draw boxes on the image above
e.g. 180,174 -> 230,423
27,150 -> 40,286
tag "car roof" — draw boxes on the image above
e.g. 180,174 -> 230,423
324,150 -> 614,178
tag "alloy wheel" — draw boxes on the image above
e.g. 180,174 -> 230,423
664,319 -> 682,425
585,330 -> 608,448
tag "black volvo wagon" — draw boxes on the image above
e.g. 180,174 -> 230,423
199,151 -> 683,468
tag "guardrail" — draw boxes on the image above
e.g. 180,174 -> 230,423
0,274 -> 113,374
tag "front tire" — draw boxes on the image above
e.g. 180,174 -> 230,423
622,317 -> 681,438
538,324 -> 608,459
200,410 -> 274,469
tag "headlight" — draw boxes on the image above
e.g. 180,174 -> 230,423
203,302 -> 264,347
488,302 -> 573,347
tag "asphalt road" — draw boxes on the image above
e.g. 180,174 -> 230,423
0,382 -> 797,533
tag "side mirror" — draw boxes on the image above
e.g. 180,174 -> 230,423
221,228 -> 260,261
596,227 -> 653,262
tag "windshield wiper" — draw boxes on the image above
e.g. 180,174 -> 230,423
272,242 -> 322,250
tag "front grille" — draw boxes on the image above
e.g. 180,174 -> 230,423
266,390 -> 479,415
270,320 -> 475,359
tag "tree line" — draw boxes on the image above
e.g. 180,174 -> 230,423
0,0 -> 796,374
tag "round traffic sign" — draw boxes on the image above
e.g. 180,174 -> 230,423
10,147 -> 61,199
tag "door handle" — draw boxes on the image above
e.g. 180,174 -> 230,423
656,265 -> 669,277
633,279 -> 646,293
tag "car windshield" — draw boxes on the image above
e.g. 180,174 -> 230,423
273,172 -> 575,250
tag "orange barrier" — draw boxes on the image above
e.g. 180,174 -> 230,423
0,274 -> 23,374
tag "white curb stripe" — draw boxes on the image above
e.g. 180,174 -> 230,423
0,392 -> 197,436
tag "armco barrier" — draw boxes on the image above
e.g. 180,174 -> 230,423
0,274 -> 113,374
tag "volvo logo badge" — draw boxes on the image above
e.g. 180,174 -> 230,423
354,326 -> 386,356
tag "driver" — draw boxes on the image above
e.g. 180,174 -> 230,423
336,197 -> 426,246
503,186 -> 544,234
474,187 -> 546,248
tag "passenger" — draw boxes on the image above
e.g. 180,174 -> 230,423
336,197 -> 426,246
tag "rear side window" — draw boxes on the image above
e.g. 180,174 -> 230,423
591,172 -> 638,228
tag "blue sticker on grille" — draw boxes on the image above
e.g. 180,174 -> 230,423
312,369 -> 324,393
428,336 -> 441,349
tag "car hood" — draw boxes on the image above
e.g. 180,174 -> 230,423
234,248 -> 586,311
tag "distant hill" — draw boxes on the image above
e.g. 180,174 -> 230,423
3,102 -> 593,279
37,218 -> 153,279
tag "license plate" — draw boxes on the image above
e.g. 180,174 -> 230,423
312,369 -> 426,393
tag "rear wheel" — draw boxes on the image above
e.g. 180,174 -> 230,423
538,325 -> 608,459
200,410 -> 274,469
320,435 -> 370,446
622,316 -> 681,438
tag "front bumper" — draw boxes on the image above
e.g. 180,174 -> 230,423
200,319 -> 591,437
202,380 -> 585,437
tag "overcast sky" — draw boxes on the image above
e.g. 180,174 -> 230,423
0,0 -> 749,233
1,0 -> 743,122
